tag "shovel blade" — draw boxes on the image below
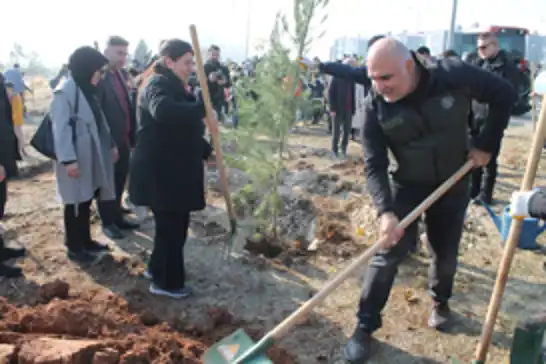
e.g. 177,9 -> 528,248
202,328 -> 273,364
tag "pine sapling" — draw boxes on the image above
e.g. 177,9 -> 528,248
226,0 -> 329,240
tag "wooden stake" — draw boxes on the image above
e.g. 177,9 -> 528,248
473,94 -> 546,363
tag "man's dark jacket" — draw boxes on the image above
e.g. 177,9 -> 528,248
360,57 -> 517,215
328,77 -> 355,116
99,69 -> 137,152
128,63 -> 212,212
470,50 -> 519,127
204,60 -> 231,104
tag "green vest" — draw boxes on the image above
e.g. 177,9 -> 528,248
379,91 -> 471,186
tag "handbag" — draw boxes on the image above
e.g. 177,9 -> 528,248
30,88 -> 79,160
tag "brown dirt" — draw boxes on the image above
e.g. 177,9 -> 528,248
0,281 -> 293,364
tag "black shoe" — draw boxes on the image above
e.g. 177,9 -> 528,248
102,225 -> 125,240
121,207 -> 132,215
116,219 -> 140,230
343,324 -> 372,363
0,247 -> 26,261
83,240 -> 110,253
0,263 -> 23,278
428,302 -> 452,330
67,249 -> 97,263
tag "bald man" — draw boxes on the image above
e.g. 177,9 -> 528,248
340,37 -> 516,363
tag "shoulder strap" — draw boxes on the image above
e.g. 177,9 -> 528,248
74,87 -> 80,114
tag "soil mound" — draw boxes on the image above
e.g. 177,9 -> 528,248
0,282 -> 294,364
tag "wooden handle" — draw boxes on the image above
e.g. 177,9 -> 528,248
531,62 -> 537,130
269,160 -> 474,340
189,25 -> 236,221
474,94 -> 546,362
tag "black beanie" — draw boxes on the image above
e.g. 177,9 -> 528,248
159,39 -> 194,61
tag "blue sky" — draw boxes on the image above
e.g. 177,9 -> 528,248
2,0 -> 546,66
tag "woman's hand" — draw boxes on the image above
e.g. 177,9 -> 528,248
65,163 -> 80,179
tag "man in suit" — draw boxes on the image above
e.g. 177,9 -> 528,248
99,36 -> 139,239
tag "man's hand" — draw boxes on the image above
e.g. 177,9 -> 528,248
330,111 -> 336,118
0,165 -> 5,183
218,79 -> 226,86
208,72 -> 217,82
467,148 -> 491,168
112,147 -> 119,163
378,212 -> 404,248
65,163 -> 80,179
510,190 -> 537,218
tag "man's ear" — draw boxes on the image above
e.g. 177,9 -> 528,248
164,57 -> 174,69
405,58 -> 414,72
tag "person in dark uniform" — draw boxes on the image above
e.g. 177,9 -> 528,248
0,73 -> 26,278
469,32 -> 521,205
321,37 -> 516,363
128,39 -> 216,299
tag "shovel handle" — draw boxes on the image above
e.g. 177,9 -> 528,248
474,94 -> 546,363
268,160 -> 474,340
189,25 -> 236,221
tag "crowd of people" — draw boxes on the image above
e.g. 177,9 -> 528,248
0,30 -> 542,363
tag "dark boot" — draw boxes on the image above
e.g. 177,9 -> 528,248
428,302 -> 452,330
343,324 -> 372,363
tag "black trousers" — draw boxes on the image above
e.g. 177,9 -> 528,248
64,199 -> 93,252
149,209 -> 190,291
98,150 -> 130,225
470,141 -> 501,201
332,113 -> 352,154
357,180 -> 469,333
0,180 -> 6,220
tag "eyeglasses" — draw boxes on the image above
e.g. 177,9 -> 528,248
477,43 -> 491,51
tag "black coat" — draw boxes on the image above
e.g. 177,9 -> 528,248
128,63 -> 212,212
0,77 -> 18,179
98,70 -> 137,152
328,76 -> 356,116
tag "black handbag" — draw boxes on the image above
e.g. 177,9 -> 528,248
30,88 -> 79,160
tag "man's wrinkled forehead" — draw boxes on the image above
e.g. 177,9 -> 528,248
367,57 -> 400,80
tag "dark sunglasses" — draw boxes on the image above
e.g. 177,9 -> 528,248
477,43 -> 491,51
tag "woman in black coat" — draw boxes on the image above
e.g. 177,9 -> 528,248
0,74 -> 26,278
129,39 -> 216,299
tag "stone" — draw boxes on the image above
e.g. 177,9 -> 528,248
92,348 -> 120,364
17,338 -> 103,364
0,343 -> 15,363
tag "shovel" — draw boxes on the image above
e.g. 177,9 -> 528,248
190,25 -> 238,258
472,94 -> 546,364
203,160 -> 474,364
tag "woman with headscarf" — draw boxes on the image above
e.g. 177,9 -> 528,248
51,46 -> 118,263
129,39 -> 217,299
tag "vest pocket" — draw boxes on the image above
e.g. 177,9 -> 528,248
394,146 -> 437,185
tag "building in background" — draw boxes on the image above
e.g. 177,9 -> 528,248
329,36 -> 368,60
527,33 -> 546,66
331,30 -> 546,65
393,32 -> 427,51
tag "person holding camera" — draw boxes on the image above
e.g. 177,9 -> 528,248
204,45 -> 230,123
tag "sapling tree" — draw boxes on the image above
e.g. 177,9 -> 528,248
226,0 -> 329,239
